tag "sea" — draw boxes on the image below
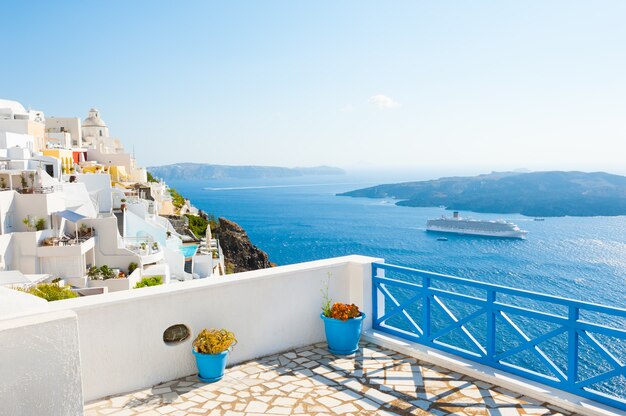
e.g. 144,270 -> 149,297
168,172 -> 626,308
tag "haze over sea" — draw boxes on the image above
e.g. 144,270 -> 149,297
168,172 -> 626,308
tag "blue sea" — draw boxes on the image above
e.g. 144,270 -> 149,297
169,172 -> 626,308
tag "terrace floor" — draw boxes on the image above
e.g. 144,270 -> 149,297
85,341 -> 580,416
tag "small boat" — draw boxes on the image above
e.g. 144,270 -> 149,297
436,237 -> 448,241
533,218 -> 545,221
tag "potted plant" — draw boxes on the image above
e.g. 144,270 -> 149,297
120,198 -> 127,211
99,265 -> 115,280
192,328 -> 237,382
320,280 -> 365,355
87,266 -> 101,280
152,242 -> 159,251
35,218 -> 46,231
29,172 -> 35,192
20,174 -> 31,193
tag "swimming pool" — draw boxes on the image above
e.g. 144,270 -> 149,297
179,245 -> 198,257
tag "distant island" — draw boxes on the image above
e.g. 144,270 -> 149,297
339,171 -> 626,217
149,163 -> 345,181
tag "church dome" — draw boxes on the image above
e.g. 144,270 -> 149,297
82,108 -> 107,127
0,99 -> 27,114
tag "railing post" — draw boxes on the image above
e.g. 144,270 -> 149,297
371,264 -> 378,328
422,276 -> 430,341
486,290 -> 496,360
567,306 -> 579,388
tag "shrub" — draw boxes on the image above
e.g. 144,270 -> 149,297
22,216 -> 32,230
193,329 -> 237,355
35,218 -> 46,231
329,303 -> 361,321
128,262 -> 138,275
185,214 -> 209,238
87,266 -> 100,280
99,265 -> 115,280
168,187 -> 185,209
146,171 -> 159,183
20,282 -> 77,302
134,275 -> 163,288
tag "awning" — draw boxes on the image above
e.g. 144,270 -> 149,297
55,209 -> 88,223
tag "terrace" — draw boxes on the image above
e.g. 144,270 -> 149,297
1,256 -> 624,416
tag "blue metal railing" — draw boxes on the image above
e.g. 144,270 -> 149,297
372,262 -> 626,410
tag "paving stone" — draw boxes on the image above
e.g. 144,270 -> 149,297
85,341 -> 557,416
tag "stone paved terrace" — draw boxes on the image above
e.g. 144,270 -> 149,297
85,342 -> 581,416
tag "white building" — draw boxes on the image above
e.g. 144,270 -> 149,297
0,99 -> 222,296
0,99 -> 46,153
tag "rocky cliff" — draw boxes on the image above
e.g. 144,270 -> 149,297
215,218 -> 274,273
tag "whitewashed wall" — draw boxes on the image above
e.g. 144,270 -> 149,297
47,255 -> 379,402
0,310 -> 83,416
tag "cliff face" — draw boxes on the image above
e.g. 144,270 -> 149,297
216,218 -> 274,273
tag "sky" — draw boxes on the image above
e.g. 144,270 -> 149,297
1,1 -> 625,173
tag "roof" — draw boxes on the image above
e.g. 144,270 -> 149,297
0,270 -> 32,286
55,209 -> 88,223
0,99 -> 27,114
83,108 -> 107,127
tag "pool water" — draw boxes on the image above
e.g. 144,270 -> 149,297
180,245 -> 198,257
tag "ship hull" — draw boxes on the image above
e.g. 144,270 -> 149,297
426,226 -> 527,239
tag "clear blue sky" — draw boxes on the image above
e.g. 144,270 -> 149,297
1,1 -> 625,173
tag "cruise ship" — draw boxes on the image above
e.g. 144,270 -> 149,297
426,211 -> 528,239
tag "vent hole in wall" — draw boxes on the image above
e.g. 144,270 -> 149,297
163,324 -> 191,345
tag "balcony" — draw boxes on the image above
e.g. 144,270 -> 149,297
16,185 -> 62,194
1,256 -> 624,416
37,236 -> 95,257
86,341 -> 565,415
124,236 -> 163,264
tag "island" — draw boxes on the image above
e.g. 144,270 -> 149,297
148,163 -> 345,181
338,171 -> 626,217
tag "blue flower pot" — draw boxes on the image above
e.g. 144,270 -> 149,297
193,349 -> 229,382
321,312 -> 366,355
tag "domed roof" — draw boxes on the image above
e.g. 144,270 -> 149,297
0,99 -> 27,114
82,108 -> 107,127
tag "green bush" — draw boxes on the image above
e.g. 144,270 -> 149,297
128,262 -> 138,275
87,266 -> 100,280
134,275 -> 163,288
99,265 -> 116,280
168,187 -> 185,209
20,283 -> 77,301
185,214 -> 209,238
35,218 -> 46,231
146,171 -> 159,183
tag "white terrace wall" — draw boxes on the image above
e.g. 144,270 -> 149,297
82,216 -> 140,272
0,310 -> 83,416
48,255 -> 379,402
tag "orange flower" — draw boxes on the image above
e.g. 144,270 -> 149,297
330,303 -> 361,321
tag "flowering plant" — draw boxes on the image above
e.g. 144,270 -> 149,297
321,273 -> 361,320
193,328 -> 237,354
329,303 -> 361,321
